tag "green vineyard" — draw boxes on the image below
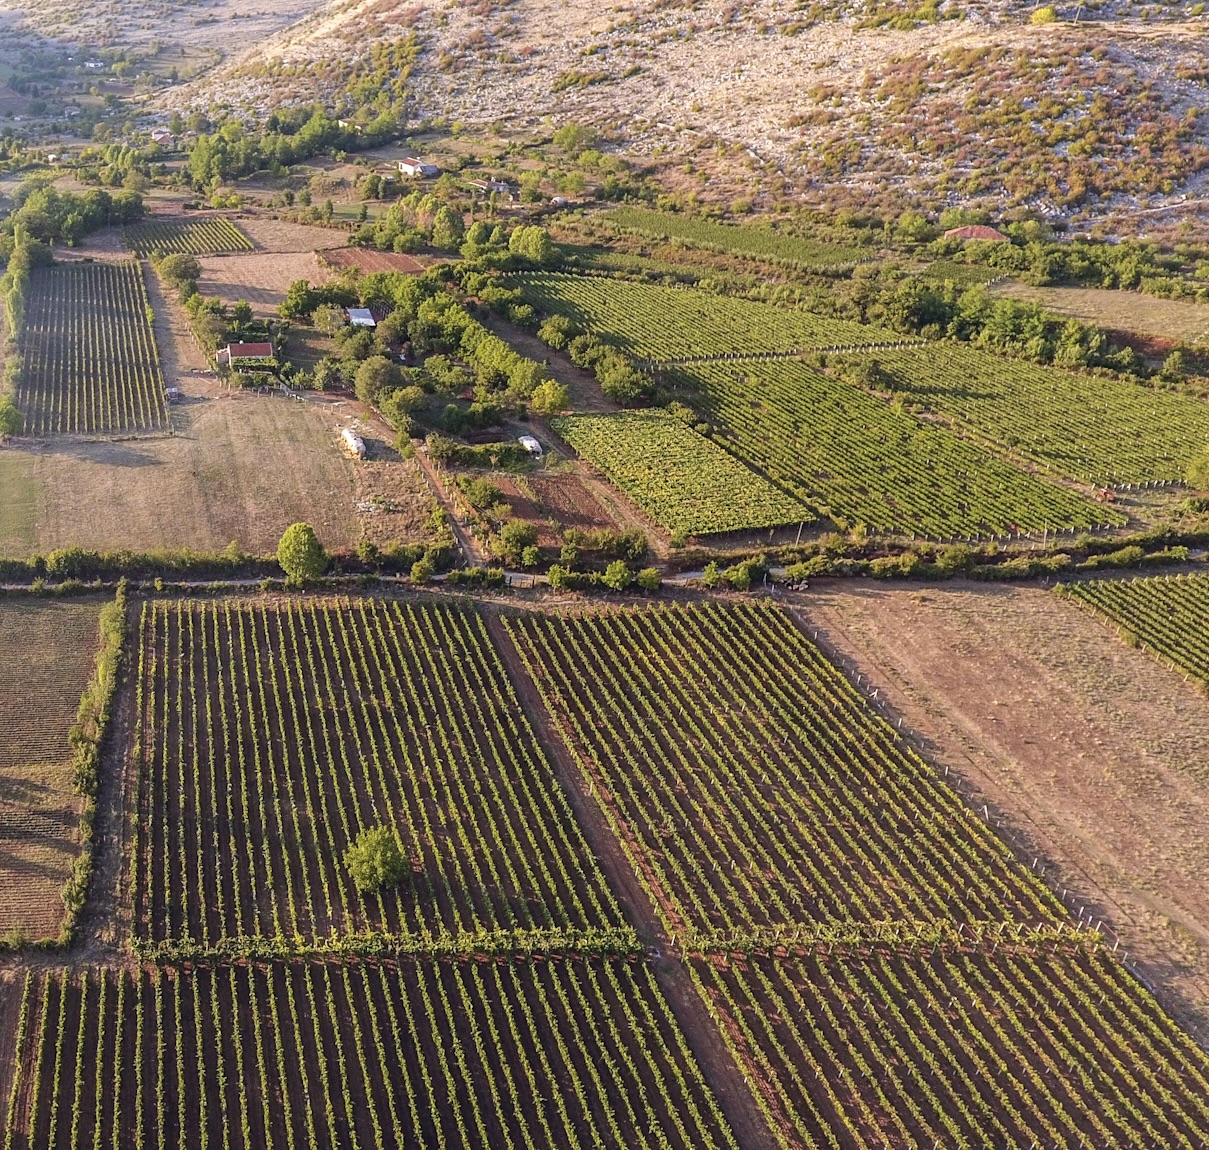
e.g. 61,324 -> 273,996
131,598 -> 625,953
505,601 -> 1063,935
606,207 -> 869,268
667,359 -> 1119,537
505,599 -> 1209,1146
122,216 -> 253,257
15,261 -> 168,436
852,343 -> 1209,486
1060,571 -> 1209,683
2,959 -> 737,1150
551,410 -> 814,535
694,949 -> 1209,1148
515,272 -> 895,363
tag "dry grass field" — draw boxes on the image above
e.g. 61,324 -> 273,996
0,600 -> 101,940
800,580 -> 1209,1043
197,251 -> 335,316
0,383 -> 434,558
993,282 -> 1209,346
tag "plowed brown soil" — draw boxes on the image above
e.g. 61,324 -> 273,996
796,579 -> 1209,1043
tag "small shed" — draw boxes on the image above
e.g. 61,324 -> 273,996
347,307 -> 377,329
518,435 -> 543,457
217,341 -> 275,368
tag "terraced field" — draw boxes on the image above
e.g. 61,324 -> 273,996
667,359 -> 1119,537
515,272 -> 896,363
855,343 -> 1209,486
551,410 -> 814,535
1060,572 -> 1209,684
123,217 -> 253,257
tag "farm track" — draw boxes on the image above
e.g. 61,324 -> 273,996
483,609 -> 781,1150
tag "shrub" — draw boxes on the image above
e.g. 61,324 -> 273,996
636,567 -> 661,592
601,560 -> 633,591
343,826 -> 407,894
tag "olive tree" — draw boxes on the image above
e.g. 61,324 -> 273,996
344,825 -> 407,894
277,522 -> 327,583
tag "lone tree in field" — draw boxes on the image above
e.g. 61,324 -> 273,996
344,825 -> 407,894
277,522 -> 327,584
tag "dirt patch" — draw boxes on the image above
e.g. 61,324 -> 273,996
482,313 -> 616,413
0,600 -> 102,941
197,251 -> 335,316
320,247 -> 427,274
797,579 -> 1209,1044
236,215 -> 349,254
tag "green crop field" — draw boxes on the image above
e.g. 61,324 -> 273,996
606,207 -> 869,268
504,599 -> 1209,1146
506,601 -> 1063,936
130,597 -> 625,954
123,216 -> 253,257
3,960 -> 736,1150
15,261 -> 168,436
514,272 -> 896,363
667,359 -> 1119,537
693,948 -> 1209,1147
853,344 -> 1209,486
1059,572 -> 1209,684
551,410 -> 814,535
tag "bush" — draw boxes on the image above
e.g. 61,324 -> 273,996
602,560 -> 632,591
277,523 -> 327,583
494,520 -> 539,563
636,567 -> 661,592
445,565 -> 507,588
343,826 -> 407,894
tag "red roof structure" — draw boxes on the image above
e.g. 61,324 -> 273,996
216,341 -> 275,366
943,224 -> 1008,242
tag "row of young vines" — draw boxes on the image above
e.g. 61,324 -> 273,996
15,261 -> 168,436
2,958 -> 737,1150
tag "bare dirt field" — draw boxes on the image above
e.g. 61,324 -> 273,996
796,580 -> 1209,1043
236,215 -> 349,254
320,248 -> 426,275
993,281 -> 1209,347
0,599 -> 101,940
197,251 -> 335,316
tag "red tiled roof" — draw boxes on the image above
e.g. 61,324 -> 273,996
227,342 -> 273,358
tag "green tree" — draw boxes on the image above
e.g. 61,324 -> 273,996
355,356 -> 401,406
343,825 -> 407,893
277,522 -> 327,582
553,122 -> 597,156
157,252 -> 201,295
431,204 -> 466,249
546,562 -> 571,590
1188,448 -> 1209,491
495,519 -> 538,563
602,560 -> 632,591
0,396 -> 23,437
530,378 -> 569,415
